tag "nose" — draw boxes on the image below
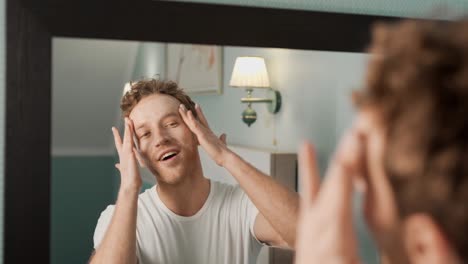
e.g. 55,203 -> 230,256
154,136 -> 170,148
152,129 -> 170,148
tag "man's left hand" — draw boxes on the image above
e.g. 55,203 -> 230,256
179,103 -> 230,167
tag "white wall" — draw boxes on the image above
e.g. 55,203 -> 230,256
52,38 -> 139,156
193,47 -> 368,167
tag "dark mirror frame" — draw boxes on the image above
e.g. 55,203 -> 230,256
6,0 -> 397,263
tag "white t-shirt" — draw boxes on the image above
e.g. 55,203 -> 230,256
93,180 -> 264,264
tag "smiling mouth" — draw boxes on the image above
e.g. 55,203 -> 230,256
160,152 -> 179,161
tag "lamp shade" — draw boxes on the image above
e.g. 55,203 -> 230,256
229,56 -> 270,88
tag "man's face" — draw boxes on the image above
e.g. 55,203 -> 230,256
129,93 -> 199,185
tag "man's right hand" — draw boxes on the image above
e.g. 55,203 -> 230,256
112,117 -> 142,192
295,130 -> 365,264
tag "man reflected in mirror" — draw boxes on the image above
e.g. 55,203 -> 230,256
88,79 -> 299,264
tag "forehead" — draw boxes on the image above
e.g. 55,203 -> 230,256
129,93 -> 180,123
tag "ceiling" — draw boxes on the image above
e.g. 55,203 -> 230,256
52,37 -> 139,156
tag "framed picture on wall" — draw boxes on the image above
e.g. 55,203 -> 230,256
166,43 -> 223,95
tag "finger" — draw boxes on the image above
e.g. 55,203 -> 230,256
123,118 -> 133,152
298,141 -> 321,206
128,119 -> 140,151
318,131 -> 361,216
179,104 -> 196,129
195,103 -> 210,128
354,132 -> 369,193
354,113 -> 379,195
180,107 -> 201,147
134,147 -> 146,168
128,119 -> 140,150
185,108 -> 203,133
188,110 -> 204,132
179,104 -> 188,121
342,129 -> 367,189
115,163 -> 121,170
220,133 -> 227,145
112,127 -> 123,155
320,164 -> 354,220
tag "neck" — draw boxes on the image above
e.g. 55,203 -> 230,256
156,163 -> 210,217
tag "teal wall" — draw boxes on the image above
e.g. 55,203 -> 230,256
51,156 -> 118,264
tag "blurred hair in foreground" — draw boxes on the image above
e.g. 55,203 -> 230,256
354,18 -> 468,262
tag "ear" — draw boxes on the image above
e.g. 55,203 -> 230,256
403,213 -> 460,264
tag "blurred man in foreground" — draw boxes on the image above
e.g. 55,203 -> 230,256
296,19 -> 468,264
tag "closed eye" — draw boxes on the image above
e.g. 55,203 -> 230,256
140,132 -> 150,139
166,122 -> 178,128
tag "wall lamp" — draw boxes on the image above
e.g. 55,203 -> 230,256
229,56 -> 281,127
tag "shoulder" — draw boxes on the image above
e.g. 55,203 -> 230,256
97,185 -> 156,213
97,204 -> 115,222
212,180 -> 237,192
210,180 -> 243,200
210,180 -> 252,210
137,185 -> 157,205
93,204 -> 115,249
97,186 -> 157,221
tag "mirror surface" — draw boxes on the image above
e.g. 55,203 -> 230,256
51,37 -> 376,264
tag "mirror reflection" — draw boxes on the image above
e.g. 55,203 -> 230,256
51,37 -> 375,264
